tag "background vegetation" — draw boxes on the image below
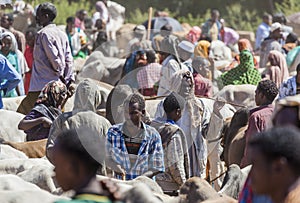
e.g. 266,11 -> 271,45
9,0 -> 300,32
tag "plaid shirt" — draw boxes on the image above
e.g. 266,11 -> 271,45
137,63 -> 162,89
106,122 -> 165,180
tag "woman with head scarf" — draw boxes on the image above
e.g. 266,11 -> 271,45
0,31 -> 28,97
263,50 -> 289,87
218,48 -> 261,89
18,81 -> 68,141
194,40 -> 211,58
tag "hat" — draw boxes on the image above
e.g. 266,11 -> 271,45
134,25 -> 146,34
178,40 -> 195,54
271,22 -> 282,32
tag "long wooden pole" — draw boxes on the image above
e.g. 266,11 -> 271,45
147,7 -> 153,40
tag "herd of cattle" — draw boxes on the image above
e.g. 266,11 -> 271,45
0,47 -> 258,202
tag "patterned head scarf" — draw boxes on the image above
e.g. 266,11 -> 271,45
219,50 -> 261,88
36,80 -> 67,109
194,40 -> 210,58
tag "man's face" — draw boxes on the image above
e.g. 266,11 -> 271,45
272,28 -> 283,39
249,147 -> 273,195
211,12 -> 219,22
35,9 -> 48,27
179,72 -> 194,97
255,88 -> 263,106
124,102 -> 143,127
1,15 -> 10,29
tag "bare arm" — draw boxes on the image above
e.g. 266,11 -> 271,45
18,117 -> 52,131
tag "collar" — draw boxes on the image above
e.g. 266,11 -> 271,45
166,119 -> 176,125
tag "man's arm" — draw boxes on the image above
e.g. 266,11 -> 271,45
148,130 -> 165,176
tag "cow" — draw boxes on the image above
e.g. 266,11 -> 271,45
76,50 -> 125,86
214,84 -> 257,109
0,110 -> 26,142
0,144 -> 28,160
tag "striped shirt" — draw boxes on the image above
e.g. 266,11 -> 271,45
106,122 -> 165,180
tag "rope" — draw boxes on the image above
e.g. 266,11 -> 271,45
144,94 -> 247,108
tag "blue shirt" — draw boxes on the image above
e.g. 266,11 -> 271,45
106,122 -> 165,180
255,22 -> 270,50
0,54 -> 21,108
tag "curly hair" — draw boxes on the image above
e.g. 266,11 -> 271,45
163,92 -> 185,113
249,127 -> 300,175
257,79 -> 278,102
125,93 -> 145,111
38,2 -> 57,22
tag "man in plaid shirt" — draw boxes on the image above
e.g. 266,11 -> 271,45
106,93 -> 164,180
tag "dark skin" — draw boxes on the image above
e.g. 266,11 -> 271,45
106,102 -> 160,179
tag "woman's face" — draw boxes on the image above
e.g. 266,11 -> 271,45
1,36 -> 12,53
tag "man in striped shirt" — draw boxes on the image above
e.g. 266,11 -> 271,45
106,93 -> 165,180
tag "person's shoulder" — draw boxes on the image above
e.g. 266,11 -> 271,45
144,123 -> 161,137
109,123 -> 123,132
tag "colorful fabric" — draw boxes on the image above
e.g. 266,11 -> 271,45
279,76 -> 297,99
194,40 -> 210,58
1,51 -> 19,97
193,73 -> 213,97
137,63 -> 161,89
0,54 -> 21,108
35,80 -> 68,109
55,194 -> 112,203
286,46 -> 300,67
106,122 -> 164,180
24,45 -> 33,94
240,104 -> 274,168
255,22 -> 271,50
219,50 -> 261,88
221,27 -> 239,46
24,81 -> 67,141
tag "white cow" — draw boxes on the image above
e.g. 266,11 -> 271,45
2,96 -> 26,111
0,145 -> 28,160
0,174 -> 68,203
214,84 -> 257,109
0,110 -> 26,142
77,51 -> 125,86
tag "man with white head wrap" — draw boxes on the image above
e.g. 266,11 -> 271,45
156,69 -> 211,178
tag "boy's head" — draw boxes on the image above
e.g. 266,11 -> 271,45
52,128 -> 105,191
163,92 -> 185,122
36,2 -> 57,26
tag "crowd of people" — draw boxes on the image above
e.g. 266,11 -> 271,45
1,1 -> 300,203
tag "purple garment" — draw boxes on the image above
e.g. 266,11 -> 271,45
223,27 -> 239,46
29,24 -> 74,92
241,104 -> 274,167
24,103 -> 61,141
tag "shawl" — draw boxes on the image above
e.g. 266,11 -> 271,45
219,50 -> 261,88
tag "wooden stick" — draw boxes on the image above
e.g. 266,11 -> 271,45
144,94 -> 246,108
147,7 -> 153,40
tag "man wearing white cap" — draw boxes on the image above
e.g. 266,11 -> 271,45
157,40 -> 194,96
259,22 -> 283,68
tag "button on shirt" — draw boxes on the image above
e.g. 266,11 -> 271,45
106,122 -> 165,180
29,24 -> 74,92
